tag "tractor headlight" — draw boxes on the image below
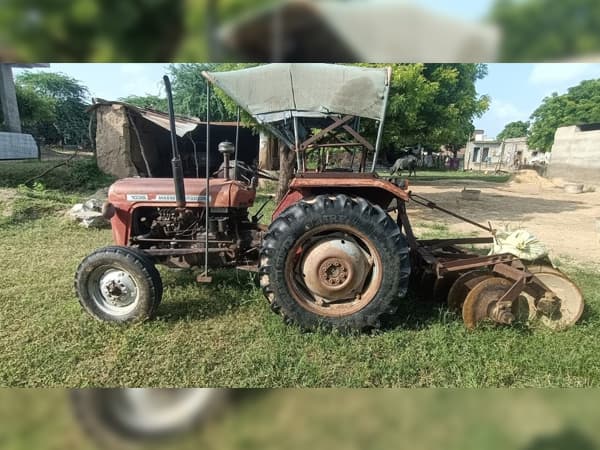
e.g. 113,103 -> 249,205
101,202 -> 116,220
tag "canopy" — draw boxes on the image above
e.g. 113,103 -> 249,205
202,63 -> 390,123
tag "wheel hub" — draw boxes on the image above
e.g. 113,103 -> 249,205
301,238 -> 372,303
99,269 -> 137,308
319,258 -> 349,286
462,277 -> 513,329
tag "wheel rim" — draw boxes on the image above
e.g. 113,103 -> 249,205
284,224 -> 383,317
87,265 -> 139,316
107,388 -> 218,433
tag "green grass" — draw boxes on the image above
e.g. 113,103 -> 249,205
380,170 -> 511,184
0,158 -> 115,192
2,389 -> 600,450
1,161 -> 599,387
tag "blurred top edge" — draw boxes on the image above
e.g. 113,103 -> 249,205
1,0 -> 600,63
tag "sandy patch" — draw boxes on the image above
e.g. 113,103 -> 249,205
407,173 -> 600,266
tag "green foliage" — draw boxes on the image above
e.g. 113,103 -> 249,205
0,158 -> 114,192
497,120 -> 529,141
0,0 -> 184,61
528,79 -> 600,151
491,0 -> 600,61
119,94 -> 167,112
167,63 -> 235,120
11,85 -> 56,137
0,0 -> 278,61
363,64 -> 489,156
15,72 -> 90,146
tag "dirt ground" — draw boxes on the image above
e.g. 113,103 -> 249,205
407,171 -> 600,267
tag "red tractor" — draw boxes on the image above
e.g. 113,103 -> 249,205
75,64 -> 583,332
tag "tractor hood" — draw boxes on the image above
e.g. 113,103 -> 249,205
107,178 -> 256,208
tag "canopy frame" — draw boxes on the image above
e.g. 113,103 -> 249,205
202,64 -> 392,173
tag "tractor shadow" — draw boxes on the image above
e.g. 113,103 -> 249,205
521,427 -> 597,450
156,269 -> 259,322
381,290 -> 467,331
381,285 -> 537,334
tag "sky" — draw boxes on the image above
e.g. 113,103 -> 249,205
14,62 -> 600,140
414,0 -> 494,21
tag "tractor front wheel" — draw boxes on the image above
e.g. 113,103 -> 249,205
75,246 -> 162,322
259,194 -> 410,332
71,388 -> 227,447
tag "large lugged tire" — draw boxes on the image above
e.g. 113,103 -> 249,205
75,246 -> 162,323
71,389 -> 228,447
259,194 -> 410,332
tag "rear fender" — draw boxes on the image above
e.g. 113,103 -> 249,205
272,176 -> 409,219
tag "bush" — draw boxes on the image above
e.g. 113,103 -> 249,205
0,158 -> 115,193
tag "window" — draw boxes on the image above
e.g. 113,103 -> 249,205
482,147 -> 489,162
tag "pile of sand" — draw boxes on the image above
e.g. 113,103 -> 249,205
509,170 -> 557,189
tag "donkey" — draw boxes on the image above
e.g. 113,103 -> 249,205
390,155 -> 418,177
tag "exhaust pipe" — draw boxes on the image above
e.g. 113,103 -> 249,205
163,75 -> 186,208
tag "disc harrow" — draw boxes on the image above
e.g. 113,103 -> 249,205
394,193 -> 585,331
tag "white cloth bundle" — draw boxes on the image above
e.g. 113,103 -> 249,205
490,229 -> 548,261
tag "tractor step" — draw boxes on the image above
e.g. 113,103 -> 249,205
196,274 -> 213,283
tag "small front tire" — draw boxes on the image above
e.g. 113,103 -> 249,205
75,246 -> 162,322
71,388 -> 228,447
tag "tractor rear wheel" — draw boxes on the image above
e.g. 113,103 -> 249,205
75,246 -> 162,322
259,194 -> 410,332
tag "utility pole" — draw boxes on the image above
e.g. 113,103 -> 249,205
0,64 -> 21,133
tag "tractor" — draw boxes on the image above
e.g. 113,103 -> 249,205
75,64 -> 584,332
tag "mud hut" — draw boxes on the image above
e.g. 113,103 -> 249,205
89,100 -> 261,179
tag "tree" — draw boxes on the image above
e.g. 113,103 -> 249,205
528,79 -> 600,151
491,0 -> 600,61
363,63 -> 489,159
0,84 -> 55,137
0,0 -> 184,61
16,71 -> 90,146
497,120 -> 529,141
119,94 -> 167,112
167,63 -> 234,120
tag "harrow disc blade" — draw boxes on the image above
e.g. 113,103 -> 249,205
432,273 -> 460,304
529,269 -> 584,331
509,264 -> 564,325
462,277 -> 513,330
447,270 -> 490,311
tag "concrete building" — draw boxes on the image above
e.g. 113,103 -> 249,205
502,137 -> 547,166
547,124 -> 600,185
464,130 -> 503,170
0,63 -> 48,160
464,131 -> 542,171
